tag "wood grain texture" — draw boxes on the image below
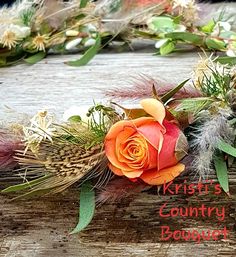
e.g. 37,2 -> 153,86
0,50 -> 236,257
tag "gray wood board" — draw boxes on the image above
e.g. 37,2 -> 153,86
0,51 -> 235,257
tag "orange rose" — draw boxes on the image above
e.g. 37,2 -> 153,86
105,99 -> 188,185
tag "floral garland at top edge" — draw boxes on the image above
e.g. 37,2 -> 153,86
1,0 -> 236,67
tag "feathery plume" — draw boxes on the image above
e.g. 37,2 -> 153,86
105,75 -> 201,100
96,177 -> 149,204
0,131 -> 22,170
191,110 -> 234,178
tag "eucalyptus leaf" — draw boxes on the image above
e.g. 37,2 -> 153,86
24,51 -> 46,64
217,140 -> 236,158
165,32 -> 204,45
217,56 -> 236,66
70,182 -> 95,234
201,20 -> 215,33
174,97 -> 214,113
205,38 -> 226,50
66,35 -> 101,67
68,115 -> 82,123
160,41 -> 175,55
213,154 -> 229,193
148,16 -> 175,33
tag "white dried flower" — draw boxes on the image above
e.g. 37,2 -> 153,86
173,0 -> 192,9
32,34 -> 49,51
226,49 -> 236,57
0,24 -> 30,49
155,39 -> 168,49
65,30 -> 79,37
65,38 -> 82,50
23,110 -> 56,154
84,38 -> 96,47
211,21 -> 231,37
173,0 -> 199,25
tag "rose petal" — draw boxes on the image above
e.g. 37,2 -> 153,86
140,163 -> 185,185
116,126 -> 137,160
146,141 -> 158,169
108,163 -> 123,176
122,170 -> 144,178
105,137 -> 132,171
140,99 -> 166,125
158,120 -> 182,170
105,118 -> 154,140
137,120 -> 163,151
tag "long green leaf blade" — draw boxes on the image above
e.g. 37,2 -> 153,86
1,175 -> 50,193
70,182 -> 95,234
217,140 -> 236,158
66,36 -> 101,67
161,79 -> 189,103
213,155 -> 229,193
165,32 -> 204,45
216,56 -> 236,66
24,51 -> 46,64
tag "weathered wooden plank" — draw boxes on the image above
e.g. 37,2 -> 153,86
0,51 -> 236,257
0,50 -> 198,118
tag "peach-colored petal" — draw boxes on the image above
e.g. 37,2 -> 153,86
140,98 -> 166,125
105,138 -> 132,171
140,163 -> 185,185
105,118 -> 155,171
119,133 -> 148,163
108,163 -> 123,176
105,120 -> 135,140
122,170 -> 144,178
116,126 -> 137,161
105,117 -> 155,141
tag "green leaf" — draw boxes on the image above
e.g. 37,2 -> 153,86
1,175 -> 49,193
68,115 -> 82,123
70,182 -> 95,234
160,40 -> 175,55
148,16 -> 175,33
161,79 -> 189,103
80,0 -> 89,8
165,32 -> 204,45
66,35 -> 101,67
0,57 -> 7,66
201,20 -> 215,33
175,97 -> 214,113
217,56 -> 236,66
24,51 -> 46,64
213,154 -> 229,193
217,140 -> 236,158
205,38 -> 226,50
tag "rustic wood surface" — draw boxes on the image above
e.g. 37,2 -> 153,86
0,48 -> 236,257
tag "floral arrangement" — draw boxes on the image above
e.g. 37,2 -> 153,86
1,0 -> 236,67
1,55 -> 236,233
